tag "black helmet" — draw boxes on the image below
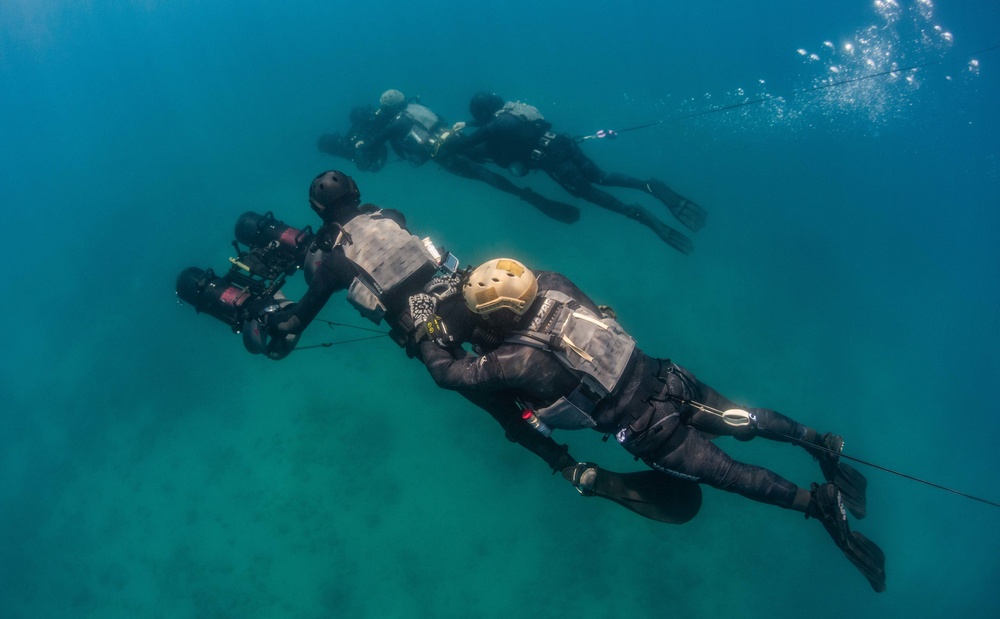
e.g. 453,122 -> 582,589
309,170 -> 360,220
469,92 -> 504,125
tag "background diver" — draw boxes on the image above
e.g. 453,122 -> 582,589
405,257 -> 886,592
436,92 -> 708,255
316,104 -> 390,173
319,89 -> 582,224
176,170 -> 700,524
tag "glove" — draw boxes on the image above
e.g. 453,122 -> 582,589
423,272 -> 462,301
408,292 -> 437,328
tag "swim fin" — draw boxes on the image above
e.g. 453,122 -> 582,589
808,483 -> 886,592
834,462 -> 868,520
520,187 -> 581,224
646,179 -> 708,232
807,434 -> 867,519
563,463 -> 703,524
661,226 -> 694,256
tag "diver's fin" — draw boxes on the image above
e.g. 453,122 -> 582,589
668,199 -> 708,232
646,180 -> 708,232
564,463 -> 702,524
809,483 -> 886,593
835,463 -> 868,520
844,531 -> 887,593
520,188 -> 581,224
807,434 -> 867,519
657,224 -> 694,255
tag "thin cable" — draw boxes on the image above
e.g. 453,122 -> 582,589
294,334 -> 389,351
314,319 -> 388,334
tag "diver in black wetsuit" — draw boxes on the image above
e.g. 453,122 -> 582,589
218,170 -> 571,473
407,258 -> 886,592
317,105 -> 390,172
341,89 -> 581,224
437,92 -> 708,255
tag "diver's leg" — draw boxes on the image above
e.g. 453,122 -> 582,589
692,378 -> 867,517
642,424 -> 811,510
593,170 -> 707,232
440,156 -> 580,224
557,177 -> 693,254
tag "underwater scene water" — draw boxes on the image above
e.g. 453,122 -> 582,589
2,0 -> 998,617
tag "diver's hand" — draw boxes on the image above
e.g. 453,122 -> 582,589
408,293 -> 437,327
423,272 -> 462,301
452,121 -> 466,132
266,303 -> 299,335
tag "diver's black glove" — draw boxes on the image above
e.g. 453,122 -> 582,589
263,302 -> 300,337
423,272 -> 463,301
242,300 -> 299,360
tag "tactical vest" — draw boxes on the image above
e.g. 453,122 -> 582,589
400,103 -> 443,162
507,289 -> 636,430
335,212 -> 437,324
497,101 -> 544,123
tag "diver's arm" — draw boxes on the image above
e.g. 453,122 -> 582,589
463,390 -> 575,472
441,124 -> 489,155
361,116 -> 405,150
418,340 -> 509,392
273,253 -> 351,335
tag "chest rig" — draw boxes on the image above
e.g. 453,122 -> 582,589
337,212 -> 436,324
507,289 -> 636,429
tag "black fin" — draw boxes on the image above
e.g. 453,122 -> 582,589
646,180 -> 707,232
810,483 -> 886,593
565,465 -> 702,524
659,225 -> 694,255
519,189 -> 581,224
835,462 -> 868,519
668,199 -> 708,232
843,531 -> 887,593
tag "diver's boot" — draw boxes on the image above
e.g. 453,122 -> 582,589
564,462 -> 598,496
806,433 -> 844,481
519,187 -> 581,224
807,483 -> 886,593
646,179 -> 708,232
805,433 -> 867,519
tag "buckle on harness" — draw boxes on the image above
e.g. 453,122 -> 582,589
530,131 -> 557,163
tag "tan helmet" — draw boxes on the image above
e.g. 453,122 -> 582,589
379,89 -> 405,109
463,258 -> 538,316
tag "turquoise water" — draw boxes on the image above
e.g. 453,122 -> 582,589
3,1 -> 999,617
